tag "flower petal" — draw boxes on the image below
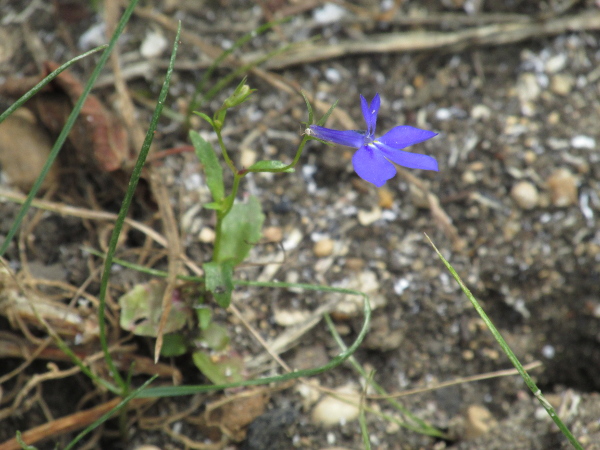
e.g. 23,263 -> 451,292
377,125 -> 437,150
352,145 -> 397,187
360,94 -> 380,136
375,142 -> 439,171
308,125 -> 365,148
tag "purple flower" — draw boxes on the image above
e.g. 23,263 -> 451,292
308,93 -> 438,187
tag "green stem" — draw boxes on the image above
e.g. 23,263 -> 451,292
215,128 -> 236,173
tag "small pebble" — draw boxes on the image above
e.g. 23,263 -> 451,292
546,168 -> 578,207
464,405 -> 496,440
199,227 -> 215,243
550,74 -> 574,96
313,238 -> 334,258
510,181 -> 539,210
312,385 -> 360,427
571,135 -> 595,149
263,226 -> 283,243
140,31 -> 168,58
357,207 -> 382,226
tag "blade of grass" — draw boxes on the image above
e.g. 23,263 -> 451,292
426,234 -> 583,450
97,20 -> 182,392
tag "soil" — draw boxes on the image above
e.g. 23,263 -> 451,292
1,1 -> 600,449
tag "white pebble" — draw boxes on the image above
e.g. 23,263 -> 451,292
510,181 -> 539,210
313,3 -> 347,24
571,135 -> 595,149
312,385 -> 360,427
140,31 -> 168,58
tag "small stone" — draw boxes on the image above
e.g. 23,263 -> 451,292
377,188 -> 394,209
510,181 -> 539,210
240,148 -> 257,168
517,73 -> 541,102
464,405 -> 496,440
550,74 -> 574,96
263,226 -> 283,243
358,207 -> 382,226
462,170 -> 477,185
199,227 -> 215,243
312,384 -> 360,427
523,150 -> 537,164
571,135 -> 595,149
546,168 -> 578,207
313,238 -> 334,258
273,308 -> 310,327
545,54 -> 567,73
140,31 -> 168,58
470,104 -> 491,120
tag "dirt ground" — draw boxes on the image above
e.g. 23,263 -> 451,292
1,1 -> 600,449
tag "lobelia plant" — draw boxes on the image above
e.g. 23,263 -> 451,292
132,86 -> 438,382
177,87 -> 439,381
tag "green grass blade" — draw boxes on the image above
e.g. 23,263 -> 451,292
426,234 -> 583,450
96,20 -> 182,392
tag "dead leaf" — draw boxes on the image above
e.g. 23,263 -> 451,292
0,109 -> 58,191
203,389 -> 270,442
0,61 -> 130,171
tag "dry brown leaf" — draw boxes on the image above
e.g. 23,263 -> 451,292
0,61 -> 129,171
0,109 -> 58,191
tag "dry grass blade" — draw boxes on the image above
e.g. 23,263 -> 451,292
255,11 -> 600,69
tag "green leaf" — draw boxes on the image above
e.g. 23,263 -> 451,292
197,307 -> 212,330
203,261 -> 234,308
192,111 -> 213,126
189,130 -> 225,202
118,280 -> 191,337
301,91 -> 314,125
192,350 -> 244,385
199,322 -> 230,351
203,202 -> 223,210
247,160 -> 294,173
160,333 -> 188,357
317,99 -> 339,126
215,195 -> 265,265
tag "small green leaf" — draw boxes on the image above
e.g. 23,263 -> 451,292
203,201 -> 223,210
192,111 -> 213,126
189,130 -> 225,202
197,307 -> 212,330
215,195 -> 265,265
192,350 -> 244,385
199,322 -> 230,351
203,261 -> 234,308
301,91 -> 314,125
317,99 -> 339,126
247,160 -> 294,173
160,333 -> 188,357
118,280 -> 191,337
